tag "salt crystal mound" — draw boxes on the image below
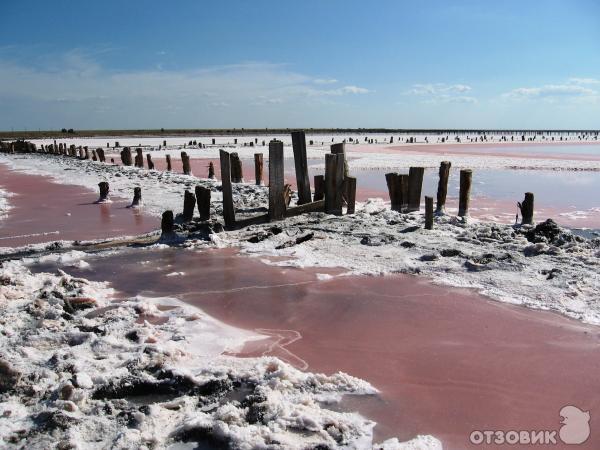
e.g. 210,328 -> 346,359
0,260 -> 441,449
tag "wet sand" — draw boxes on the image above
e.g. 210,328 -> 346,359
0,164 -> 159,247
30,247 -> 600,449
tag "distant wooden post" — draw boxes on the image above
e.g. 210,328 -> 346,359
181,151 -> 192,175
163,140 -> 167,147
518,192 -> 534,225
219,149 -> 235,228
407,167 -> 425,212
268,140 -> 285,220
458,169 -> 472,217
325,153 -> 344,215
345,176 -> 357,214
166,154 -> 172,171
230,153 -> 243,183
425,196 -> 434,229
436,161 -> 451,214
314,175 -> 325,201
183,190 -> 196,221
291,131 -> 312,205
130,187 -> 142,207
161,211 -> 174,234
135,148 -> 144,168
195,186 -> 211,221
254,153 -> 263,185
121,147 -> 132,166
212,138 -> 216,145
97,182 -> 109,202
146,154 -> 154,170
208,161 -> 215,179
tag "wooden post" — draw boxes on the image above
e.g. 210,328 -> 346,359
161,211 -> 174,234
345,176 -> 357,214
425,196 -> 434,229
314,175 -> 325,201
130,187 -> 142,207
92,150 -> 98,161
97,148 -> 105,163
146,154 -> 154,170
181,151 -> 192,175
121,147 -> 132,166
291,131 -> 312,205
135,148 -> 144,168
97,182 -> 109,203
183,190 -> 196,221
458,169 -> 472,217
254,153 -> 263,185
268,140 -> 285,220
208,161 -> 215,179
84,148 -> 90,159
219,149 -> 235,228
518,192 -> 534,225
166,154 -> 172,171
435,161 -> 451,214
230,152 -> 243,183
325,153 -> 344,215
330,142 -> 348,177
212,138 -> 216,145
195,186 -> 211,221
407,167 -> 425,212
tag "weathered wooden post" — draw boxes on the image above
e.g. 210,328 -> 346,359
345,176 -> 357,214
435,161 -> 451,214
183,190 -> 196,221
208,161 -> 215,179
230,153 -> 243,183
314,175 -> 325,201
219,149 -> 235,228
195,186 -> 211,221
135,148 -> 144,168
166,155 -> 172,171
78,148 -> 84,159
425,196 -> 434,230
518,192 -> 534,225
92,150 -> 98,161
161,211 -> 174,235
163,140 -> 167,147
212,138 -> 216,145
254,153 -> 263,185
97,182 -> 109,203
330,142 -> 348,177
97,148 -> 105,163
325,153 -> 344,215
458,169 -> 472,217
146,154 -> 154,170
84,148 -> 90,159
291,131 -> 312,205
130,187 -> 142,207
121,147 -> 132,166
181,151 -> 192,175
269,140 -> 285,220
407,167 -> 425,212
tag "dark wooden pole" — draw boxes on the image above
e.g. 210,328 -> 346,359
130,187 -> 142,207
161,211 -> 174,234
135,148 -> 144,168
325,153 -> 344,215
97,182 -> 109,203
166,154 -> 172,171
314,175 -> 325,201
458,169 -> 472,217
219,149 -> 235,228
254,153 -> 263,185
330,142 -> 348,177
518,192 -> 534,225
436,161 -> 451,214
407,167 -> 425,212
230,152 -> 243,183
268,140 -> 285,220
181,151 -> 192,175
183,190 -> 196,221
425,196 -> 434,229
208,161 -> 215,179
195,186 -> 211,221
291,131 -> 312,204
345,176 -> 357,214
121,147 -> 132,166
146,154 -> 154,170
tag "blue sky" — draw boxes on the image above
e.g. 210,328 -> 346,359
1,0 -> 599,130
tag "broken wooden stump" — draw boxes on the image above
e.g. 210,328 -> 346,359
325,153 -> 344,215
84,148 -> 90,159
436,161 -> 451,214
97,182 -> 109,203
458,169 -> 472,217
291,130 -> 312,205
146,154 -> 154,170
195,186 -> 211,221
268,140 -> 285,220
385,173 -> 409,212
130,187 -> 142,207
92,150 -> 98,161
219,149 -> 235,228
161,211 -> 174,235
425,196 -> 434,230
208,161 -> 215,179
230,152 -> 243,183
183,190 -> 196,221
330,142 -> 349,177
181,151 -> 192,175
135,148 -> 144,168
314,175 -> 325,201
166,154 -> 172,171
345,176 -> 357,214
120,147 -> 132,166
407,167 -> 424,212
518,192 -> 534,225
254,153 -> 263,185
97,148 -> 105,163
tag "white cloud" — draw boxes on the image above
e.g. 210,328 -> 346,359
407,83 -> 472,95
313,78 -> 338,84
568,77 -> 600,85
505,84 -> 597,99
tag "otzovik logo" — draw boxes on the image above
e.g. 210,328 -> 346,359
470,405 -> 591,446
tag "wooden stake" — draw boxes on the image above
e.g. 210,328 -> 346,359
254,153 -> 263,185
195,186 -> 211,221
183,190 -> 196,221
268,140 -> 285,220
146,154 -> 154,170
161,211 -> 174,234
181,151 -> 192,175
458,169 -> 472,217
407,167 -> 425,212
518,192 -> 534,225
345,176 -> 357,214
135,148 -> 144,168
291,130 -> 312,205
208,161 -> 215,179
97,182 -> 109,202
330,142 -> 349,177
436,161 -> 451,214
314,175 -> 325,201
166,154 -> 172,171
121,147 -> 132,166
219,149 -> 235,228
230,152 -> 243,183
325,153 -> 344,215
130,187 -> 142,207
425,196 -> 434,229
